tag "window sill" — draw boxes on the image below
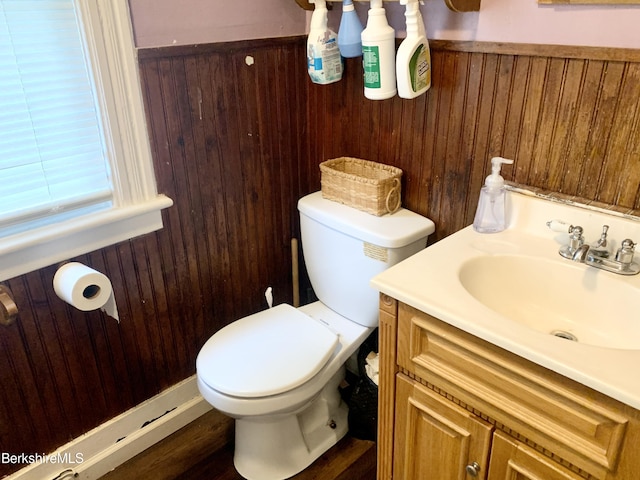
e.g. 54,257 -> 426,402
0,195 -> 173,282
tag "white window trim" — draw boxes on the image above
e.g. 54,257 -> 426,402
0,0 -> 172,282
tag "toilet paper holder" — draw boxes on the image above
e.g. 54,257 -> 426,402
0,285 -> 18,326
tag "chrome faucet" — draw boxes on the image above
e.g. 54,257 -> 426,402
547,220 -> 640,275
571,244 -> 590,262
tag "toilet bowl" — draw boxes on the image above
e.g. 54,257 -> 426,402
196,191 -> 435,480
197,301 -> 371,480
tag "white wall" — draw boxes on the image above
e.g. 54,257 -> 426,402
128,0 -> 306,48
128,0 -> 640,50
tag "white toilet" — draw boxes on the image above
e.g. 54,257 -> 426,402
196,191 -> 435,480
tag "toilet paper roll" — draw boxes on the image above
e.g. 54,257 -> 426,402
53,262 -> 119,322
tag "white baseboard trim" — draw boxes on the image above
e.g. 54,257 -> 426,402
4,375 -> 212,480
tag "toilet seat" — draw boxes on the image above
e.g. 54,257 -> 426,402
197,304 -> 339,398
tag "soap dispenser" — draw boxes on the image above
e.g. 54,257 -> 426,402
473,157 -> 514,233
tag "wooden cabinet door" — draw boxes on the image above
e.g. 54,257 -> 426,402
394,375 -> 493,480
488,431 -> 585,480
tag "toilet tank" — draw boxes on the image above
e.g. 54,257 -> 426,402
297,192 -> 435,327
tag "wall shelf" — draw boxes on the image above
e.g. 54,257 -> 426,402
295,0 -> 480,12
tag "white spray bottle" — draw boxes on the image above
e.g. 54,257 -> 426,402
307,0 -> 344,85
473,157 -> 514,233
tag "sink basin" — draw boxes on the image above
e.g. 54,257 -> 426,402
371,188 -> 640,408
459,255 -> 640,350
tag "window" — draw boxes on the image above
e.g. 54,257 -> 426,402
0,0 -> 172,281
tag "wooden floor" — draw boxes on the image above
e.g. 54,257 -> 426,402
99,409 -> 377,480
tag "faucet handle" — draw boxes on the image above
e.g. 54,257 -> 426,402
616,239 -> 636,266
621,239 -> 635,250
547,219 -> 573,233
565,225 -> 585,252
546,220 -> 584,240
568,225 -> 583,239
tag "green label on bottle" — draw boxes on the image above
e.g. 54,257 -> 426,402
409,44 -> 431,92
362,45 -> 381,89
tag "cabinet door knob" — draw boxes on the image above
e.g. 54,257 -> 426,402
465,461 -> 481,477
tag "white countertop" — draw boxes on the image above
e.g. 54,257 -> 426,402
371,189 -> 640,410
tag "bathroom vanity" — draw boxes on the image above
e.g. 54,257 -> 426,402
376,295 -> 640,480
371,189 -> 640,480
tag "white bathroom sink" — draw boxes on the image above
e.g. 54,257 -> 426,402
459,254 -> 640,350
371,188 -> 640,410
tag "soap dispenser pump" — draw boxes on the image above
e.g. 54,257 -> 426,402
473,157 -> 514,233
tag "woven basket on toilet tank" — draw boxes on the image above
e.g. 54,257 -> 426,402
320,157 -> 402,216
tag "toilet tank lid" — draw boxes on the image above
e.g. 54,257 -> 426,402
298,192 -> 435,248
196,304 -> 339,398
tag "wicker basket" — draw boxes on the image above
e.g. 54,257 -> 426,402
320,157 -> 402,216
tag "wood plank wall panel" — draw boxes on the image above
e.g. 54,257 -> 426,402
0,38 -> 307,477
305,45 -> 640,241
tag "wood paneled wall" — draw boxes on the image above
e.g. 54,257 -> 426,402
0,38 -> 307,477
306,41 -> 640,241
1,35 -> 638,476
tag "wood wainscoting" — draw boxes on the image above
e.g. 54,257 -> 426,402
1,36 -> 638,477
305,41 -> 640,241
0,38 -> 309,477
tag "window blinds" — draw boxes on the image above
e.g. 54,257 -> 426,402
0,0 -> 112,235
